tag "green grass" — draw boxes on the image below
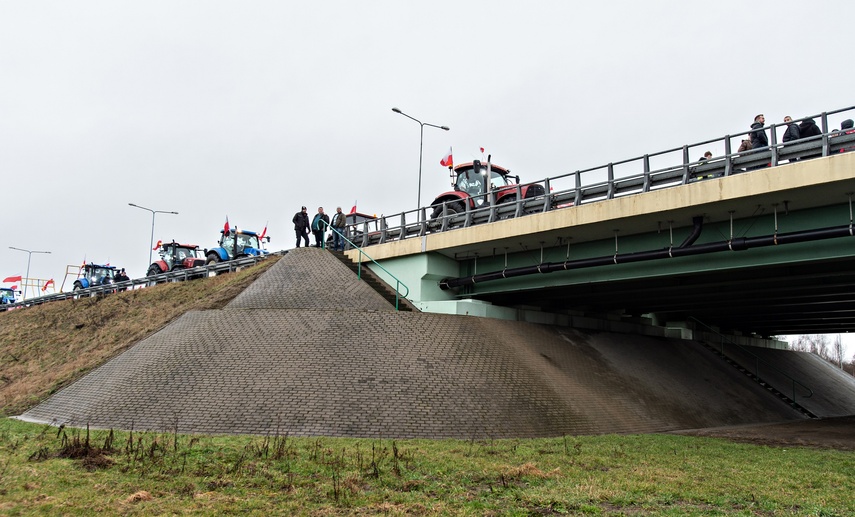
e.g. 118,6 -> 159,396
1,418 -> 853,515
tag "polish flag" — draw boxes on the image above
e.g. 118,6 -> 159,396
153,240 -> 162,250
440,147 -> 453,168
223,216 -> 230,234
3,275 -> 22,283
42,279 -> 54,292
259,222 -> 268,240
349,200 -> 357,214
480,147 -> 485,153
10,285 -> 17,290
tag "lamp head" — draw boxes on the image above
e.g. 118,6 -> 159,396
392,107 -> 402,114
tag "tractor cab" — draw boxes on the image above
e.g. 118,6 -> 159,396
0,287 -> 19,305
151,242 -> 205,274
452,161 -> 518,208
429,159 -> 542,219
73,264 -> 117,291
206,228 -> 270,265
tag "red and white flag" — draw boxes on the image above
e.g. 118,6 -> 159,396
259,222 -> 268,240
440,147 -> 453,168
153,239 -> 162,250
349,200 -> 357,214
42,279 -> 54,292
223,216 -> 230,234
3,275 -> 22,283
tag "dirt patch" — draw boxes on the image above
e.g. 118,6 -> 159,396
669,415 -> 855,450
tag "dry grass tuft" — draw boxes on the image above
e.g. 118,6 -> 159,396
124,490 -> 153,503
501,461 -> 559,479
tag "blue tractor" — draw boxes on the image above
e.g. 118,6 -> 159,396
205,228 -> 270,265
1,287 -> 19,308
72,263 -> 117,292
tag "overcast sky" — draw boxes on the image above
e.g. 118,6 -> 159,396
2,1 -> 855,350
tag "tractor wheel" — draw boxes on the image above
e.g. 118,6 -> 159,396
206,253 -> 221,277
72,282 -> 87,299
146,264 -> 164,285
429,202 -> 464,231
497,195 -> 517,219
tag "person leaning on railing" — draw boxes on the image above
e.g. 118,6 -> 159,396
831,119 -> 855,154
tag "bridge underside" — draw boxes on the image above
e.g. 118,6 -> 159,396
475,256 -> 855,336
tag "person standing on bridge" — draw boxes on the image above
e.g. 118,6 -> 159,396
311,207 -> 330,248
798,117 -> 822,159
330,206 -> 346,251
782,116 -> 800,162
748,114 -> 769,170
292,206 -> 310,248
750,114 -> 768,150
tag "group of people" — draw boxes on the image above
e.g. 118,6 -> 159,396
291,206 -> 348,251
707,114 -> 855,168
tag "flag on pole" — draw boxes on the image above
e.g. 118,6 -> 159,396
259,222 -> 268,240
42,279 -> 54,292
349,200 -> 357,214
440,147 -> 453,168
223,216 -> 230,234
480,147 -> 485,153
153,239 -> 162,250
3,275 -> 22,283
10,285 -> 17,290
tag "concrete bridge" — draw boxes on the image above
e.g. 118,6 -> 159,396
357,152 -> 855,340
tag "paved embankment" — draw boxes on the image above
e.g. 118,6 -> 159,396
19,248 -> 855,438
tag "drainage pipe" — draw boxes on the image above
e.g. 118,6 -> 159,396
439,223 -> 854,290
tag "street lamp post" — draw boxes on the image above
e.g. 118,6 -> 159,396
392,107 -> 450,209
8,246 -> 51,300
128,203 -> 179,268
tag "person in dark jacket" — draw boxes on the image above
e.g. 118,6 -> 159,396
750,114 -> 768,149
782,116 -> 800,143
292,206 -> 310,248
798,118 -> 823,159
747,114 -> 769,170
782,116 -> 801,162
833,119 -> 855,154
311,207 -> 330,248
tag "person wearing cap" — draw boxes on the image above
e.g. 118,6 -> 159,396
292,206 -> 310,248
115,268 -> 130,291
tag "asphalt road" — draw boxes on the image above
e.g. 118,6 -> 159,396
669,415 -> 855,450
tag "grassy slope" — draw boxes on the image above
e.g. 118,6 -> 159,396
0,257 -> 279,417
0,418 -> 853,515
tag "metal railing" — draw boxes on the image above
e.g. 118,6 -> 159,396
0,255 -> 272,311
347,106 -> 855,249
690,317 -> 813,406
321,221 -> 410,310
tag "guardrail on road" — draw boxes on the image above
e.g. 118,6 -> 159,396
0,254 -> 275,312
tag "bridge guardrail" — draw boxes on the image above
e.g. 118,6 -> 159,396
346,106 -> 855,250
0,254 -> 274,311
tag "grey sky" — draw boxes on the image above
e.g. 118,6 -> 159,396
2,0 -> 854,291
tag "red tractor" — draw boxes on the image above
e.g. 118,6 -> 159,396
147,241 -> 206,279
429,159 -> 545,219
